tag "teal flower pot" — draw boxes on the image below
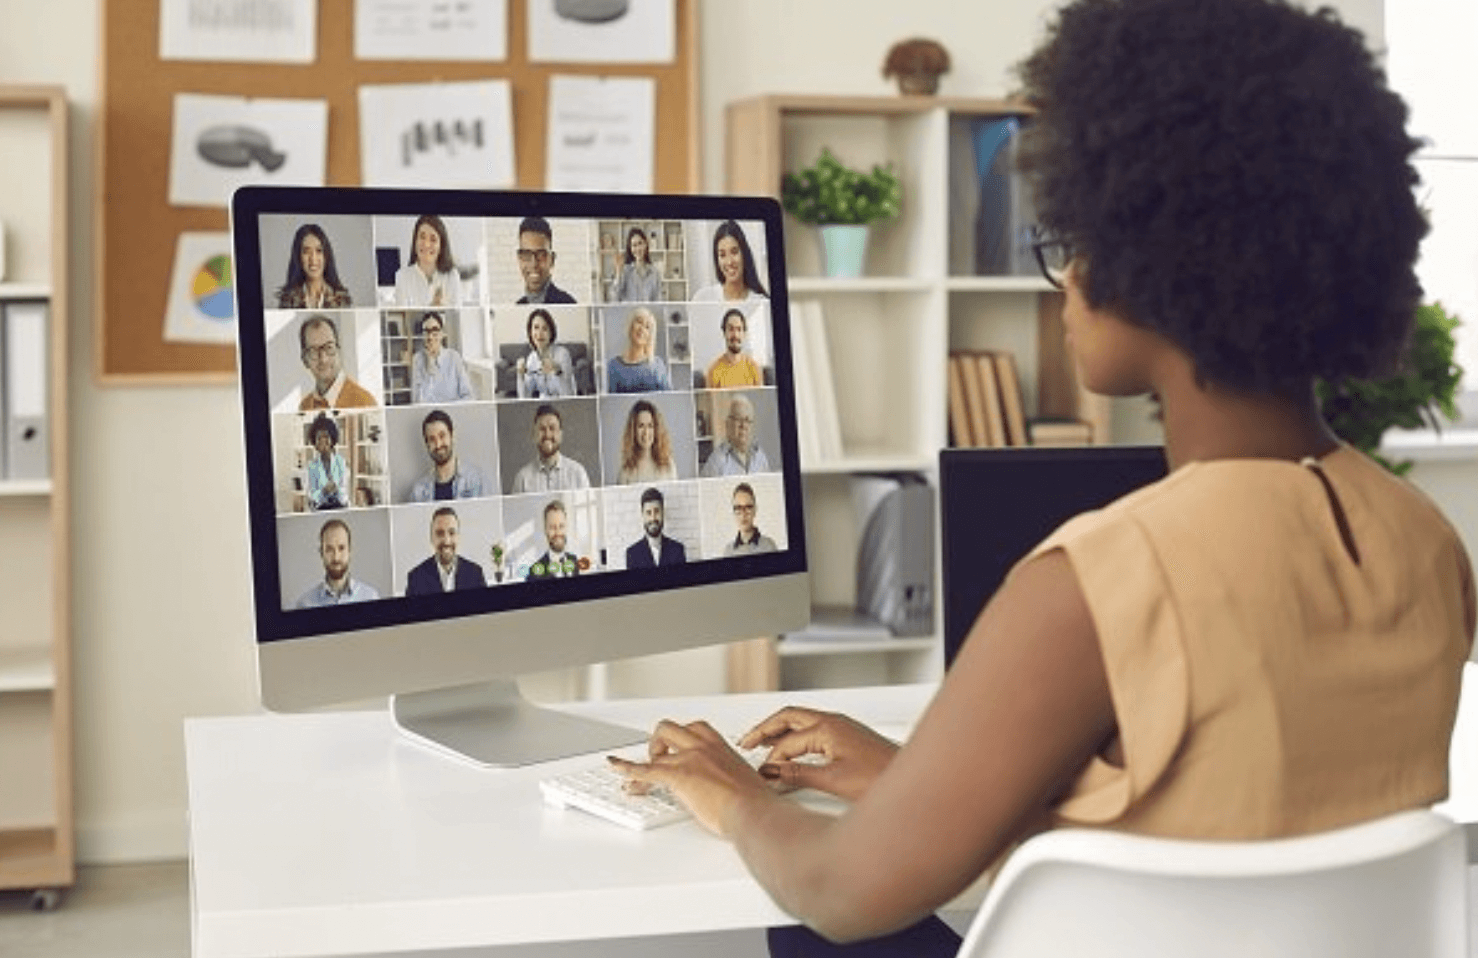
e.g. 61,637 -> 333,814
819,225 -> 869,278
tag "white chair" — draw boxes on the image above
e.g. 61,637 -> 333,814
954,809 -> 1468,958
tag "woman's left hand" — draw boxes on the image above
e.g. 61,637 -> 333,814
609,719 -> 773,837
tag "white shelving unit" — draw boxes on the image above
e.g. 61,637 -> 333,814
724,95 -> 1109,692
0,85 -> 71,910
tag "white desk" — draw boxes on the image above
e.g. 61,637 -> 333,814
185,683 -> 986,958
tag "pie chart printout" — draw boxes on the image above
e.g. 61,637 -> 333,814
193,254 -> 235,322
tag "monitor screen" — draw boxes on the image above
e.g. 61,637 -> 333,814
939,446 -> 1169,669
231,187 -> 809,765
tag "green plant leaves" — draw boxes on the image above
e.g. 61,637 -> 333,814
1316,301 -> 1465,475
781,148 -> 902,226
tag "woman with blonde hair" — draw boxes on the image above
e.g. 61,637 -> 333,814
605,306 -> 671,393
617,399 -> 677,484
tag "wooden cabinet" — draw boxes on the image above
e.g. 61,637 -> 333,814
0,85 -> 71,909
724,95 -> 1108,692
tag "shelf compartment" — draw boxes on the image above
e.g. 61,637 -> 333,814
787,277 -> 933,294
945,276 -> 1053,293
0,691 -> 58,831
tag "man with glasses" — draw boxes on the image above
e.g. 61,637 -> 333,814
515,216 -> 576,305
297,314 -> 377,411
723,482 -> 776,556
701,393 -> 771,476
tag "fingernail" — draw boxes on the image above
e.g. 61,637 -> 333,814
757,764 -> 780,780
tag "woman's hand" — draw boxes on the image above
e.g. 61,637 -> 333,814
739,707 -> 898,802
609,719 -> 774,837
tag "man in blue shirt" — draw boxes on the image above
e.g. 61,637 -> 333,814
701,394 -> 771,477
410,409 -> 488,502
296,519 -> 381,607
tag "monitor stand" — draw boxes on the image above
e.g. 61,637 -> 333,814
391,678 -> 646,768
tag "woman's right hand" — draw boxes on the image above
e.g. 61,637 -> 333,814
737,707 -> 898,802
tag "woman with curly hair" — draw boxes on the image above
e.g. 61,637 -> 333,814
616,399 -> 677,484
612,2 -> 1476,955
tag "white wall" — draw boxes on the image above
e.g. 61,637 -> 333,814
0,0 -> 1415,864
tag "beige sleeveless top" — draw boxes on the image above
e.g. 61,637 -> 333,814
1023,444 -> 1475,839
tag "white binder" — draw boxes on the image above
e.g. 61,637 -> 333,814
3,300 -> 49,480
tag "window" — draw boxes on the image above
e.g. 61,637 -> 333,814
1386,0 -> 1478,417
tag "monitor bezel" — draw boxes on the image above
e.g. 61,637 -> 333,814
232,186 -> 808,649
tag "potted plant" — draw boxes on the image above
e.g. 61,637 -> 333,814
882,38 -> 951,96
781,148 -> 902,277
1316,301 -> 1464,475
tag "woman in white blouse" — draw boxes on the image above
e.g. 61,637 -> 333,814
394,214 -> 462,307
691,219 -> 769,305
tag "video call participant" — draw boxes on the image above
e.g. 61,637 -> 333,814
510,404 -> 592,493
722,482 -> 776,556
617,399 -> 678,483
526,499 -> 581,579
394,214 -> 461,307
410,312 -> 474,404
706,308 -> 764,389
606,306 -> 672,393
295,519 -> 380,608
515,216 -> 576,305
516,308 -> 578,398
405,507 -> 486,595
625,487 -> 687,569
410,410 -> 487,502
613,3 -> 1477,956
701,394 -> 771,476
612,226 -> 662,303
298,314 -> 377,411
305,413 -> 348,511
276,223 -> 353,309
692,219 -> 769,305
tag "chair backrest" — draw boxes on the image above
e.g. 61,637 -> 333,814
956,810 -> 1468,958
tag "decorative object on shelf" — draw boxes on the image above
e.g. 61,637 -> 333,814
1316,301 -> 1464,475
882,38 -> 950,96
781,148 -> 901,278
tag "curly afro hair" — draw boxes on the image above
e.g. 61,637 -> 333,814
1015,0 -> 1427,393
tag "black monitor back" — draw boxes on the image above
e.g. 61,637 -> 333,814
939,445 -> 1168,668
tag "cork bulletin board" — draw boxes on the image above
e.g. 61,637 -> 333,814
96,1 -> 701,384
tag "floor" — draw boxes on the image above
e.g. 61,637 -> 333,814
0,862 -> 190,958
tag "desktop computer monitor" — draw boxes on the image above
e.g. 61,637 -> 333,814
231,187 -> 809,766
939,446 -> 1169,668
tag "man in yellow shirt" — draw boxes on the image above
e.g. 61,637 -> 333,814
705,308 -> 763,389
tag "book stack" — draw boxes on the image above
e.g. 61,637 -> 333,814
1027,418 -> 1095,447
788,299 -> 844,466
946,349 -> 1028,448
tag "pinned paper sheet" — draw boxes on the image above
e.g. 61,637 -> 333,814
528,0 -> 674,64
546,75 -> 654,194
358,81 -> 515,189
168,93 -> 328,208
355,0 -> 508,61
164,232 -> 238,345
159,0 -> 317,63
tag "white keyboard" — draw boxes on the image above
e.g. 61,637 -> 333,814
541,746 -> 817,830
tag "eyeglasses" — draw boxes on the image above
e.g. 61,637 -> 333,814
1030,227 -> 1074,290
732,503 -> 756,514
727,415 -> 754,426
302,342 -> 339,360
422,325 -> 443,335
516,248 -> 553,265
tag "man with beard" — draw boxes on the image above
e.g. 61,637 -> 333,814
405,507 -> 486,594
526,498 -> 583,579
296,519 -> 380,607
510,403 -> 591,493
297,314 -> 377,411
624,487 -> 687,568
705,308 -> 764,389
409,410 -> 488,502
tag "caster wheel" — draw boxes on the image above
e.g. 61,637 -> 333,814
29,888 -> 61,911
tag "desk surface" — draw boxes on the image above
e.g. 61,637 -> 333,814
185,683 -> 978,958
